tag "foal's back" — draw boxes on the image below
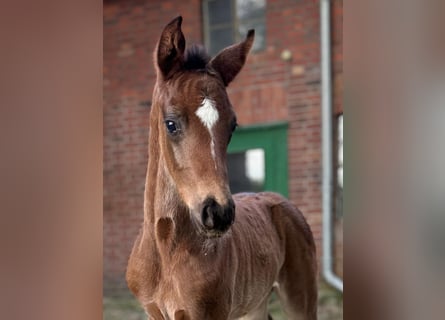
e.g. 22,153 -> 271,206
231,192 -> 318,320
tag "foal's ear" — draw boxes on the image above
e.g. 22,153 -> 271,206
209,30 -> 255,86
156,16 -> 186,79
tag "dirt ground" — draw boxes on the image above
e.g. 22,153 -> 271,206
103,281 -> 342,320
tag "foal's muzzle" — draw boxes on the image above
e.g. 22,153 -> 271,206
201,197 -> 235,235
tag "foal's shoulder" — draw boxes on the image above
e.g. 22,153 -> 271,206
233,191 -> 308,227
232,192 -> 313,243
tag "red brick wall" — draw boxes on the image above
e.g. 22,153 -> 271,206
104,0 -> 343,294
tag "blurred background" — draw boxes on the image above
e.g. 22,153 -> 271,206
103,0 -> 343,318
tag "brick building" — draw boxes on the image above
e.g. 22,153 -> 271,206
104,0 -> 343,294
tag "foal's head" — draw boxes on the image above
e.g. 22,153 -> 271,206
152,16 -> 254,237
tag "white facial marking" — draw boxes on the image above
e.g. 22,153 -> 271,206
195,97 -> 219,166
195,98 -> 219,129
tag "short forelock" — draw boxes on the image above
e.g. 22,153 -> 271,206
183,45 -> 211,71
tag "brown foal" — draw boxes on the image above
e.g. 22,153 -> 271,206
126,16 -> 318,320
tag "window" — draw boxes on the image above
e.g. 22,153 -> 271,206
228,148 -> 265,193
334,113 -> 343,278
203,0 -> 266,55
227,122 -> 288,196
335,114 -> 343,218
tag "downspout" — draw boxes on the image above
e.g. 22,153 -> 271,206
320,0 -> 343,292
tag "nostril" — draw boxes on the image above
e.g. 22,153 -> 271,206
202,205 -> 215,229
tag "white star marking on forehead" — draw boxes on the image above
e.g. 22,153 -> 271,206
195,98 -> 219,130
195,97 -> 219,167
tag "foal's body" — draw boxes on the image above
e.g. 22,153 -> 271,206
128,193 -> 317,319
127,16 -> 317,320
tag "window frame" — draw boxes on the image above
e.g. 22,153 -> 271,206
202,0 -> 266,55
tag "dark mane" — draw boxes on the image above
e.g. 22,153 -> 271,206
183,45 -> 211,70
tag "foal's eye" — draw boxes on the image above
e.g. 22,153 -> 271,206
165,120 -> 179,135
